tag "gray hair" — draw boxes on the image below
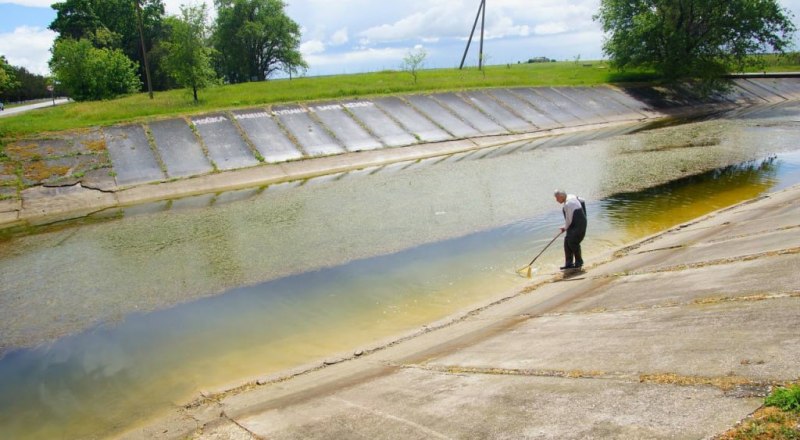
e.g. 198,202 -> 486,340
554,189 -> 566,197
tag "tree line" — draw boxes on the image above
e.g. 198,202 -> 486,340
44,0 -> 306,102
0,56 -> 53,104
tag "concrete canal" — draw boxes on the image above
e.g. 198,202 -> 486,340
1,101 -> 800,439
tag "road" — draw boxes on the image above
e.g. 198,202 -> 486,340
0,98 -> 70,118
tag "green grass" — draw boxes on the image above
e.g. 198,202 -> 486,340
766,385 -> 800,412
0,61 -> 652,141
0,54 -> 797,143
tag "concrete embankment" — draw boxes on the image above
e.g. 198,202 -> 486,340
2,77 -> 800,229
124,183 -> 800,440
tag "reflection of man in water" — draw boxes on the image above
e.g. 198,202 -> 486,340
554,189 -> 587,269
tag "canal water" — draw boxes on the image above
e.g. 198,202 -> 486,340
1,102 -> 800,439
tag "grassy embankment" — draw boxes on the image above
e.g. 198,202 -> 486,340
1,53 -> 799,142
0,61 -> 653,141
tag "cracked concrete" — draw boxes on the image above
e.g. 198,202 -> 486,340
117,181 -> 800,439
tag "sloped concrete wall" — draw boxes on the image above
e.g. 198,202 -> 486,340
1,78 -> 799,228
97,79 -> 799,189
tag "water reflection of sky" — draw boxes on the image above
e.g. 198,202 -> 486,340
2,107 -> 800,439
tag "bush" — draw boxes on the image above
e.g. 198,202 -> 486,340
765,385 -> 800,412
50,38 -> 141,101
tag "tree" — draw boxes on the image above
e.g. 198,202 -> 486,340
50,0 -> 169,91
0,65 -> 50,103
0,56 -> 18,95
402,47 -> 427,84
595,0 -> 796,85
50,38 -> 140,101
162,5 -> 217,103
213,0 -> 307,83
49,0 -> 104,40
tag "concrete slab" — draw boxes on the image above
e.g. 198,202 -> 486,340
340,101 -> 418,147
545,88 -> 610,124
434,296 -> 800,381
4,138 -> 72,161
273,105 -> 345,157
581,87 -> 649,120
20,183 -> 118,221
103,125 -> 165,186
595,87 -> 658,117
72,129 -> 107,155
20,156 -> 73,186
192,114 -> 260,171
0,209 -> 18,225
0,186 -> 18,203
486,89 -> 561,129
148,118 -> 212,178
373,97 -> 451,143
78,167 -> 114,191
233,110 -> 304,163
461,91 -> 535,132
404,95 -> 481,138
747,78 -> 793,100
308,102 -> 382,152
726,83 -> 770,105
709,213 -> 800,243
0,162 -> 16,185
432,93 -> 507,135
732,79 -> 784,103
238,368 -> 758,440
559,254 -> 800,313
632,228 -> 800,273
511,88 -> 584,126
774,78 -> 800,99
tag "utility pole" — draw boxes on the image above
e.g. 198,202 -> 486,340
478,0 -> 485,70
459,0 -> 486,70
135,0 -> 154,99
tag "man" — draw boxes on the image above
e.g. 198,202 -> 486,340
554,190 -> 587,270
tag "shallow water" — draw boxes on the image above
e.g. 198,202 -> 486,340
1,102 -> 800,439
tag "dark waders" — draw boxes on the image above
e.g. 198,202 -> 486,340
564,201 -> 587,267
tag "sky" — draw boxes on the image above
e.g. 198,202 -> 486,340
1,0 -> 799,77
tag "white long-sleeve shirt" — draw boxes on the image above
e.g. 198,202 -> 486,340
562,194 -> 584,229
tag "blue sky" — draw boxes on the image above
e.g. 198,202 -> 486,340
1,0 -> 799,77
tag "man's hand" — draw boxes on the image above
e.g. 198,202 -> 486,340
560,227 -> 566,232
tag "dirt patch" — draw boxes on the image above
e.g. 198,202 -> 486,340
639,372 -> 759,391
81,138 -> 107,153
21,159 -> 72,184
715,406 -> 800,439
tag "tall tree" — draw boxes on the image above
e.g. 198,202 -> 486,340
213,0 -> 307,83
162,5 -> 217,103
50,38 -> 140,101
595,0 -> 796,85
50,0 -> 169,90
49,0 -> 104,40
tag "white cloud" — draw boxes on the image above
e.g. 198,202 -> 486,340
330,28 -> 349,46
0,1 -> 53,7
304,46 -> 408,69
0,26 -> 56,75
300,39 -> 325,56
534,22 -> 569,35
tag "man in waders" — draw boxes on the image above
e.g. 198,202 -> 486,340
554,190 -> 587,270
